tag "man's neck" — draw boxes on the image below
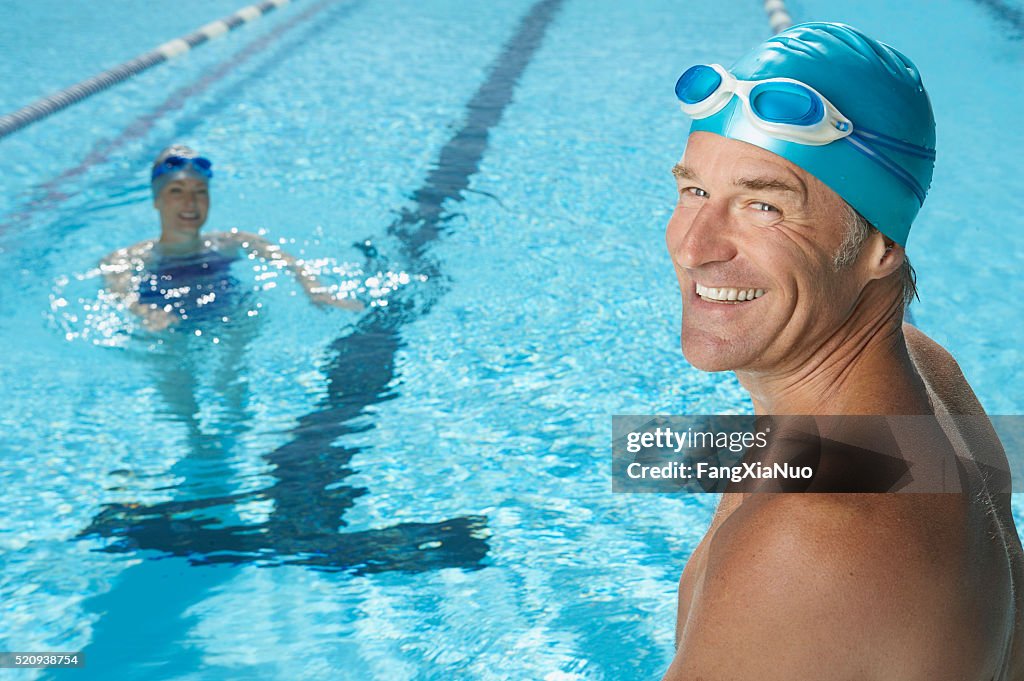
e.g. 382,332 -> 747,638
736,308 -> 932,416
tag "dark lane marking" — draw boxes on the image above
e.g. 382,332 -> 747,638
82,0 -> 567,574
971,0 -> 1024,35
391,0 -> 566,260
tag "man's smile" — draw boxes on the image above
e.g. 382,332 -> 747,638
694,281 -> 767,304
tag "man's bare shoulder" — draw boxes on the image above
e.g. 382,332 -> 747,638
903,322 -> 985,416
705,494 -> 960,599
668,494 -> 970,681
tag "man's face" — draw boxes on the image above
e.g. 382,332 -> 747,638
153,177 -> 209,235
666,132 -> 868,373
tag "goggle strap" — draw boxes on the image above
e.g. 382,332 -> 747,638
151,157 -> 213,182
846,134 -> 927,205
853,125 -> 936,160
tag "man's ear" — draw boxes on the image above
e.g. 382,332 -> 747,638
864,232 -> 904,281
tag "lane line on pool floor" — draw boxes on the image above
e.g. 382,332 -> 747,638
971,0 -> 1024,36
82,0 -> 567,573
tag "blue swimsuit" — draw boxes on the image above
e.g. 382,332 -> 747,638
137,249 -> 241,323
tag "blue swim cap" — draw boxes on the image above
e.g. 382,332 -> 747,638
151,144 -> 212,197
687,22 -> 935,246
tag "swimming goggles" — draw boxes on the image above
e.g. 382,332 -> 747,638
675,64 -> 935,203
151,155 -> 213,182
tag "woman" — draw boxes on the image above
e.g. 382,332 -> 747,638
101,144 -> 361,331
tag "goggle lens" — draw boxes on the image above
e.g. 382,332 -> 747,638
153,155 -> 213,180
675,65 -> 722,105
749,83 -> 824,126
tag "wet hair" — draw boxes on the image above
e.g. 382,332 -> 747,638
835,204 -> 918,309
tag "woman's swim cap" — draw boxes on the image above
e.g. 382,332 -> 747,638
151,144 -> 212,197
687,22 -> 935,246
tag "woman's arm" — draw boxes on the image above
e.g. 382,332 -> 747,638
230,230 -> 363,311
99,240 -> 179,331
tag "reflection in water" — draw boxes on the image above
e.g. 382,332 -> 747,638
81,296 -> 489,573
69,255 -> 487,678
77,248 -> 488,574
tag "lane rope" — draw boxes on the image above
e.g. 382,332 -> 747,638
763,0 -> 793,33
0,0 -> 291,140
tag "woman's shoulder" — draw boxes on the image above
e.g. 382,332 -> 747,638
205,230 -> 272,253
101,239 -> 156,266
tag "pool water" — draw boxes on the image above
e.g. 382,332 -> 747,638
0,0 -> 1021,679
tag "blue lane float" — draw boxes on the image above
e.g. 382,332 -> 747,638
0,0 -> 292,140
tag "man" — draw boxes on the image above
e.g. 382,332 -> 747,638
663,23 -> 1023,680
101,144 -> 361,331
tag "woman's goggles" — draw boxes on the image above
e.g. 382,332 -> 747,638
675,64 -> 935,204
151,155 -> 213,182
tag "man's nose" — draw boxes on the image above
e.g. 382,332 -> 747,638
666,200 -> 737,270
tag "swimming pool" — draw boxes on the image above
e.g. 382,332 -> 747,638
1,0 -> 1021,678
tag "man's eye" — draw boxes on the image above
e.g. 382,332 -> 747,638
752,201 -> 779,213
681,187 -> 709,198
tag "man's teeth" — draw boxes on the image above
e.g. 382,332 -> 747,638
180,213 -> 198,219
695,283 -> 766,302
